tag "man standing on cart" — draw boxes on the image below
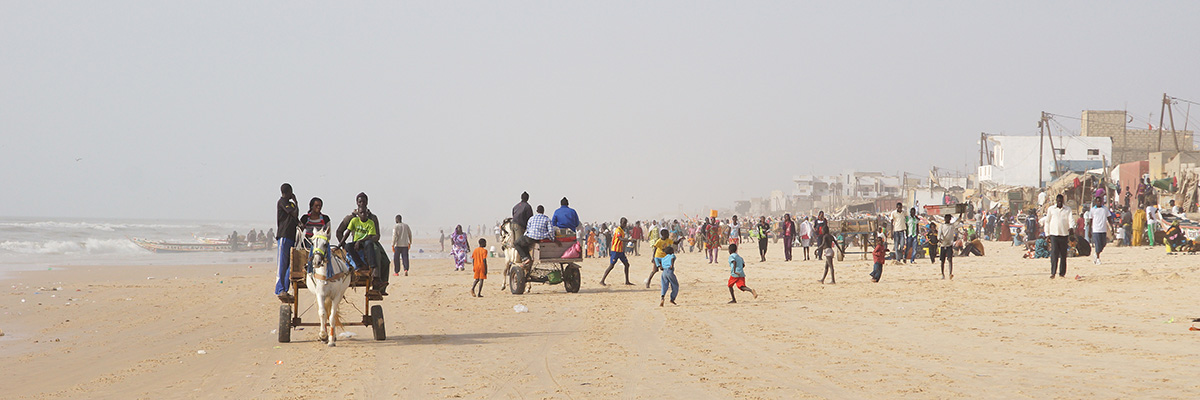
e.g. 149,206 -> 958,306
275,183 -> 299,303
512,191 -> 533,238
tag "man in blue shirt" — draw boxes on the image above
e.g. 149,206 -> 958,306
551,197 -> 580,231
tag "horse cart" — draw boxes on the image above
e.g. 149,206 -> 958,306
499,220 -> 583,295
278,245 -> 386,343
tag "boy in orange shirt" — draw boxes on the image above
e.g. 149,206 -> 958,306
471,238 -> 488,297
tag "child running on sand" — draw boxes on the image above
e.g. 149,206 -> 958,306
869,236 -> 886,282
470,238 -> 488,297
659,246 -> 679,306
819,233 -> 836,284
645,229 -> 673,288
727,244 -> 758,303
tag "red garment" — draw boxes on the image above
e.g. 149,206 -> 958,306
872,242 -> 886,263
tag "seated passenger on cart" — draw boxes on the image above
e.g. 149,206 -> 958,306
515,205 -> 554,265
336,192 -> 389,296
551,197 -> 581,233
300,197 -> 331,250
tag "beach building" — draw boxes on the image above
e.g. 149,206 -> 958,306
1081,110 -> 1195,165
978,135 -> 1112,188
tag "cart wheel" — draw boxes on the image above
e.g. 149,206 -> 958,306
510,266 -> 527,295
370,305 -> 386,341
278,304 -> 292,343
563,264 -> 581,293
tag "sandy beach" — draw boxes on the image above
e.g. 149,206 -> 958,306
3,241 -> 1200,399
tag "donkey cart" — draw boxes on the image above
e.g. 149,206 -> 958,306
506,239 -> 583,295
277,246 -> 386,343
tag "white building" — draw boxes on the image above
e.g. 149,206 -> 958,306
978,135 -> 1112,187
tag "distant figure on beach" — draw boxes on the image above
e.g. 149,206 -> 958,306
1086,197 -> 1112,265
274,183 -> 299,302
819,233 -> 836,284
752,216 -> 770,262
599,217 -> 633,286
888,202 -> 907,263
781,213 -> 796,262
905,208 -> 920,263
799,216 -> 814,260
1040,194 -> 1075,279
925,222 -> 939,264
729,215 -> 741,245
727,244 -> 757,303
450,225 -> 469,271
934,214 -> 960,279
814,212 -> 829,260
393,214 -> 412,276
439,229 -> 446,252
471,238 -> 488,297
704,217 -> 721,263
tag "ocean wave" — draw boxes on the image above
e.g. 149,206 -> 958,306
0,221 -> 200,232
0,238 -> 145,255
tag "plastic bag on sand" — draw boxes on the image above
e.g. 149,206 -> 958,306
338,332 -> 357,339
513,304 -> 529,313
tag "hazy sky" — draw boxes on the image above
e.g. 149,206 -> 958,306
3,1 -> 1199,229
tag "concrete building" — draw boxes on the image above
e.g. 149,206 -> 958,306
978,135 -> 1112,188
1081,110 -> 1194,165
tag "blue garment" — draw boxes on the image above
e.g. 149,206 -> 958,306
660,268 -> 679,300
551,206 -> 580,230
275,237 -> 295,295
524,214 -> 553,240
728,253 -> 745,277
661,254 -> 677,271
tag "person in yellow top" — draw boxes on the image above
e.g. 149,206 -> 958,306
600,218 -> 632,286
644,228 -> 674,288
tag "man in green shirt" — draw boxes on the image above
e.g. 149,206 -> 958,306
337,192 -> 387,295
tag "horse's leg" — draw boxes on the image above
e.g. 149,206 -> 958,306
314,287 -> 329,343
325,292 -> 337,347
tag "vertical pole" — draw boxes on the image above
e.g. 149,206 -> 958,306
1167,95 -> 1179,153
1039,115 -> 1045,188
1157,93 -> 1167,152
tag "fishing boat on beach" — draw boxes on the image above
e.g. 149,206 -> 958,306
129,237 -> 273,253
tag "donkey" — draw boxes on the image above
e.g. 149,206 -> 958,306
303,226 -> 352,346
498,218 -> 522,291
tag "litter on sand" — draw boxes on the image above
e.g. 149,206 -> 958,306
513,304 -> 529,313
197,350 -> 207,355
337,332 -> 357,339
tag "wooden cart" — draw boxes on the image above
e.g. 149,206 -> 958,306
277,246 -> 386,343
506,239 -> 583,295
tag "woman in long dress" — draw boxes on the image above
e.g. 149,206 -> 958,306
450,225 -> 469,271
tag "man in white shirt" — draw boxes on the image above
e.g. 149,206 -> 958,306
1145,202 -> 1164,246
889,202 -> 907,262
934,213 -> 960,279
392,215 -> 413,276
1085,197 -> 1113,265
1039,194 -> 1076,279
1168,199 -> 1183,216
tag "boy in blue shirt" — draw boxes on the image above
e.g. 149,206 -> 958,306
659,246 -> 679,307
727,244 -> 758,303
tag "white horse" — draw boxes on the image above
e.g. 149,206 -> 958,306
303,226 -> 352,347
498,218 -> 521,290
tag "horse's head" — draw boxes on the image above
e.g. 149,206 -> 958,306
500,218 -> 514,243
309,226 -> 331,266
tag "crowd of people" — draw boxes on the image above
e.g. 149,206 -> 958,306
274,183 -> 1196,306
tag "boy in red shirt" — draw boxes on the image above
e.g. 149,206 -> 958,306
471,238 -> 488,297
869,236 -> 886,282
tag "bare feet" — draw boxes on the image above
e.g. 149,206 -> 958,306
828,281 -> 836,284
659,298 -> 664,307
751,289 -> 758,299
949,274 -> 954,280
670,300 -> 677,305
728,300 -> 737,304
471,291 -> 477,297
818,279 -> 824,284
624,282 -> 634,285
599,281 -> 608,286
477,293 -> 483,298
871,279 -> 879,283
